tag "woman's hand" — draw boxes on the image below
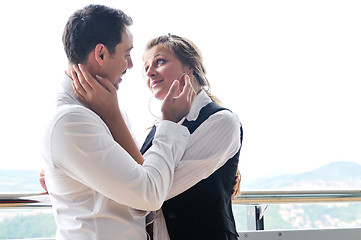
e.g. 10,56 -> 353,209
161,75 -> 196,122
39,169 -> 48,194
71,64 -> 119,121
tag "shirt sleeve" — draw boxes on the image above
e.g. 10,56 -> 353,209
50,106 -> 189,211
165,110 -> 241,200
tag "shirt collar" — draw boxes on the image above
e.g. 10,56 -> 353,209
185,89 -> 212,121
154,89 -> 212,126
56,72 -> 88,108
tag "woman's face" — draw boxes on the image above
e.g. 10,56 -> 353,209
143,45 -> 191,100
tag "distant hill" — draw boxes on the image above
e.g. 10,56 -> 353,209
1,161 -> 361,193
0,169 -> 44,193
242,161 -> 361,190
293,161 -> 361,181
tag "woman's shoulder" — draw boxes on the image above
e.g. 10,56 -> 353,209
208,106 -> 241,127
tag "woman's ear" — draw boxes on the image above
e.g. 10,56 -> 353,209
187,66 -> 195,77
179,73 -> 186,87
94,44 -> 106,65
187,66 -> 194,73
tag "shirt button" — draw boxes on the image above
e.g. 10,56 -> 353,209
168,211 -> 176,219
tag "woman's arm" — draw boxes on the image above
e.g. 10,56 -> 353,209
71,64 -> 144,164
71,64 -> 196,165
166,111 -> 241,199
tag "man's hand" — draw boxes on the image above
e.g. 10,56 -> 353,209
161,75 -> 196,122
232,169 -> 241,200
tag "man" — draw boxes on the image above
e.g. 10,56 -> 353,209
42,4 -> 195,240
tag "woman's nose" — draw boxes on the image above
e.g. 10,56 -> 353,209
146,65 -> 156,77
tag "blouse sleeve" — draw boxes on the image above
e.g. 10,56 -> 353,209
165,110 -> 241,200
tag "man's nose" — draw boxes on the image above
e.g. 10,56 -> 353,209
127,57 -> 133,69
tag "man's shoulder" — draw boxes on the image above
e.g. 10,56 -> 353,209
56,104 -> 93,117
51,104 -> 101,128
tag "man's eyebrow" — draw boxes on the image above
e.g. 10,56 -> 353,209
126,46 -> 133,52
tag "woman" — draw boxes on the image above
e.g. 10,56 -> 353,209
72,34 -> 242,240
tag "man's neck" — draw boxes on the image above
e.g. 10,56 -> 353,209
66,62 -> 98,80
65,64 -> 74,79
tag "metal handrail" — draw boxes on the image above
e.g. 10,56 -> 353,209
1,189 -> 361,208
233,189 -> 361,204
0,192 -> 51,208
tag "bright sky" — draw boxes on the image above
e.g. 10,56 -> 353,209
0,0 -> 360,183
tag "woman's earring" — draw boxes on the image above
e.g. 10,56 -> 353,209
148,95 -> 161,119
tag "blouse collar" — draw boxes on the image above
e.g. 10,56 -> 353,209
185,89 -> 212,121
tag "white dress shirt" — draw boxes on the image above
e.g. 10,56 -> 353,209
150,90 -> 242,240
42,74 -> 190,240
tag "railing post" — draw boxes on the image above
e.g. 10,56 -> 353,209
247,205 -> 267,230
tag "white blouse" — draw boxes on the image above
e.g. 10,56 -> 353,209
150,90 -> 242,240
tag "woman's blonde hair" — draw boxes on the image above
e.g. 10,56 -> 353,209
145,34 -> 222,106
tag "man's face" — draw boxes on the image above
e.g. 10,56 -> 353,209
102,27 -> 133,90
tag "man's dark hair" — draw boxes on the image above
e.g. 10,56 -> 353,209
62,4 -> 133,64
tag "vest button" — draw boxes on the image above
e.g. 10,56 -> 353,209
168,211 -> 176,219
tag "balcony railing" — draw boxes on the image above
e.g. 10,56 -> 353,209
1,190 -> 361,240
234,189 -> 361,204
233,189 -> 361,234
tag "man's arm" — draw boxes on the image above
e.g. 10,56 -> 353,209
49,106 -> 189,211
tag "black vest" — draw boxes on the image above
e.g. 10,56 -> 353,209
140,102 -> 242,240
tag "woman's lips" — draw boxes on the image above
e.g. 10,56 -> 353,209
151,79 -> 164,88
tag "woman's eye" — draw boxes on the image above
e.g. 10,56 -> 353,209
156,59 -> 166,64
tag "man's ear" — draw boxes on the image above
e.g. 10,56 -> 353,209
94,44 -> 106,65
